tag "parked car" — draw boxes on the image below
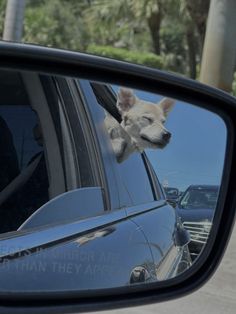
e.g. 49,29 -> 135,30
176,185 -> 220,259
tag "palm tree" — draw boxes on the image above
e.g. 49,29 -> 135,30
3,0 -> 26,42
85,0 -> 171,55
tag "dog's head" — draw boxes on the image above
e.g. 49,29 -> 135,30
117,87 -> 175,151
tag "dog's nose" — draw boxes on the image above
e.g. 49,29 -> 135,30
163,131 -> 171,141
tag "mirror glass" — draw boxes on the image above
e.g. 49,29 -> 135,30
0,70 -> 227,294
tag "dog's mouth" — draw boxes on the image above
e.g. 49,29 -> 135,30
140,135 -> 170,148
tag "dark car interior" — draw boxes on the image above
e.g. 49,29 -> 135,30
0,70 -> 49,233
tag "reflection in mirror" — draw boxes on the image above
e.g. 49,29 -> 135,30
0,70 -> 227,295
97,86 -> 226,260
102,84 -> 226,264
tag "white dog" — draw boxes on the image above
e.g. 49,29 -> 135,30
105,87 -> 174,162
117,87 -> 175,151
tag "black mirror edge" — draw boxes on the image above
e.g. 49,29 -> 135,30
0,42 -> 236,313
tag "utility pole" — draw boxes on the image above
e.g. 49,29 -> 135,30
3,0 -> 26,42
200,0 -> 236,92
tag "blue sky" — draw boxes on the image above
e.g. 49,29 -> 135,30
114,86 -> 227,192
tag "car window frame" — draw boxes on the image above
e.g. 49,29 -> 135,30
21,72 -> 66,199
51,76 -> 96,189
142,153 -> 165,200
74,79 -> 120,211
39,75 -> 81,191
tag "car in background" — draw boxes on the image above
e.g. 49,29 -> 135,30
176,185 -> 219,259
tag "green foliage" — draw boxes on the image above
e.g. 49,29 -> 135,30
160,21 -> 186,73
82,0 -> 207,77
0,0 -> 211,78
23,0 -> 88,50
232,73 -> 236,97
0,0 -> 6,38
86,45 -> 165,69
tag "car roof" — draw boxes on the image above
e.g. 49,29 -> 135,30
187,185 -> 219,190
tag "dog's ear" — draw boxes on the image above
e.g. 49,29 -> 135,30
159,98 -> 175,117
117,87 -> 136,113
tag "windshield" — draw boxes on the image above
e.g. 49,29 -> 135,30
179,188 -> 219,209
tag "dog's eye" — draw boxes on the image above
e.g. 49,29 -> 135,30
143,116 -> 153,123
161,119 -> 166,124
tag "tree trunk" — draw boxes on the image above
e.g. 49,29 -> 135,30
3,0 -> 26,42
147,1 -> 163,55
200,0 -> 236,92
186,0 -> 210,52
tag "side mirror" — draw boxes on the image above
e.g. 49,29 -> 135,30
0,42 -> 235,313
166,198 -> 178,208
164,187 -> 180,207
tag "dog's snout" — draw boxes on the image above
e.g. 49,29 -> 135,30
163,131 -> 171,141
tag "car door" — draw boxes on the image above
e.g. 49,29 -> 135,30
79,80 -> 190,280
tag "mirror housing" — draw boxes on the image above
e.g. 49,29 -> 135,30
0,42 -> 235,313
